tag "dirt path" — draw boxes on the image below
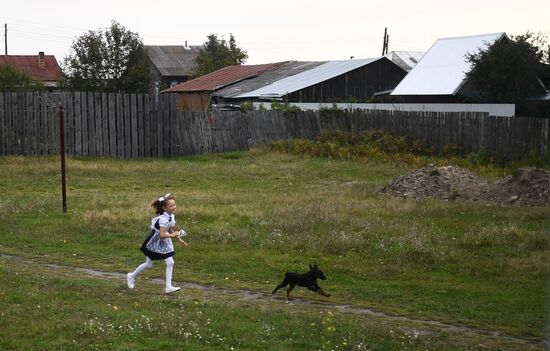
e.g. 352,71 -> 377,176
1,253 -> 546,349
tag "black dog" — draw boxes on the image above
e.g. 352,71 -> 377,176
272,264 -> 331,300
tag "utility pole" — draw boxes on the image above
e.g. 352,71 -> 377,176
4,23 -> 7,55
381,28 -> 390,55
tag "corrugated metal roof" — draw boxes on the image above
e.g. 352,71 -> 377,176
213,61 -> 325,98
236,57 -> 382,98
144,45 -> 201,76
390,33 -> 506,96
162,62 -> 286,93
384,51 -> 424,72
0,54 -> 62,81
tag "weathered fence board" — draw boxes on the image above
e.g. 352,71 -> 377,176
0,92 -> 548,158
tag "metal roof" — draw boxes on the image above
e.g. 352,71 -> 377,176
213,61 -> 325,98
236,57 -> 383,98
0,54 -> 62,82
390,32 -> 506,96
384,51 -> 424,72
144,45 -> 201,76
162,62 -> 285,93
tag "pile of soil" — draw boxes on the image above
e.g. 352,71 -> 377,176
378,165 -> 550,207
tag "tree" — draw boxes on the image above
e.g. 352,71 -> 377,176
62,21 -> 151,93
0,64 -> 44,92
464,31 -> 550,103
193,34 -> 248,77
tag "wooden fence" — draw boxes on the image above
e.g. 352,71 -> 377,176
0,92 -> 548,157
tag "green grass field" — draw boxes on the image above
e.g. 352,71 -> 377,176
0,150 -> 548,350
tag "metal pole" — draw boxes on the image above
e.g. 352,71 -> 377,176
59,105 -> 67,213
4,23 -> 7,55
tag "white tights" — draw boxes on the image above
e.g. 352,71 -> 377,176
130,257 -> 175,288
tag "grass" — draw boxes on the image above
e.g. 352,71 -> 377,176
0,150 -> 548,350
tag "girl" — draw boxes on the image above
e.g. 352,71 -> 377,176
127,193 -> 189,294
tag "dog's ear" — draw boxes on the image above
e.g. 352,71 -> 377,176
309,264 -> 313,270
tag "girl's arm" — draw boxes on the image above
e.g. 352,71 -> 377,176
177,236 -> 189,248
159,226 -> 178,238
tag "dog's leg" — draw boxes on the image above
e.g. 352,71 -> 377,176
308,284 -> 331,297
286,284 -> 295,300
272,276 -> 290,294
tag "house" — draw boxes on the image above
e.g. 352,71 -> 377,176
228,57 -> 406,104
0,52 -> 63,90
387,33 -> 507,102
162,62 -> 286,111
144,44 -> 201,93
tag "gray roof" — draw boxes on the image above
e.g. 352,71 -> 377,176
144,45 -> 201,76
214,61 -> 325,98
236,57 -> 384,99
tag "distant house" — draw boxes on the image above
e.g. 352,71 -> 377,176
388,33 -> 508,102
0,52 -> 63,90
162,62 -> 286,111
144,44 -> 201,93
225,57 -> 406,104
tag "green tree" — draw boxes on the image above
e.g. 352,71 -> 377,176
193,34 -> 248,77
62,21 -> 151,93
0,64 -> 44,92
464,31 -> 550,103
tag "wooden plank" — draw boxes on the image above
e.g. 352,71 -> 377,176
14,93 -> 23,155
86,92 -> 95,156
65,92 -> 74,156
169,95 -> 178,156
123,93 -> 131,158
130,93 -> 138,158
157,95 -> 164,157
5,93 -> 13,155
93,92 -> 102,156
24,92 -> 33,155
107,93 -> 116,157
116,94 -> 124,158
137,94 -> 144,157
143,94 -> 151,157
74,92 -> 82,156
101,93 -> 109,157
0,93 -> 4,156
80,92 -> 88,156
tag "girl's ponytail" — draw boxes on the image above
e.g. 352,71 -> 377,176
151,193 -> 174,214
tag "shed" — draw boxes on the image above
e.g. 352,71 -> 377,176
162,63 -> 285,111
234,57 -> 406,103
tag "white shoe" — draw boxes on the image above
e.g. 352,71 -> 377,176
127,273 -> 135,289
165,286 -> 181,294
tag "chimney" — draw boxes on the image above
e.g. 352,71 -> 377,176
38,51 -> 45,68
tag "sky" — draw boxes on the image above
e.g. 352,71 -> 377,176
2,0 -> 550,66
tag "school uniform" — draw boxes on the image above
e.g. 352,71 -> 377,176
140,212 -> 176,260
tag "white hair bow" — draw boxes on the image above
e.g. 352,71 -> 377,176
158,193 -> 171,202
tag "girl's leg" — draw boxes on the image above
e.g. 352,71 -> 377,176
131,257 -> 154,277
165,257 -> 174,288
127,258 -> 153,289
164,257 -> 180,293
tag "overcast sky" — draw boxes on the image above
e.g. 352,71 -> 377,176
2,0 -> 550,65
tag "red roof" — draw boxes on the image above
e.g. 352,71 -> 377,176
163,62 -> 285,93
0,54 -> 62,82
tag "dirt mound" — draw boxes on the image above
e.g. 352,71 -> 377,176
378,165 -> 550,207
